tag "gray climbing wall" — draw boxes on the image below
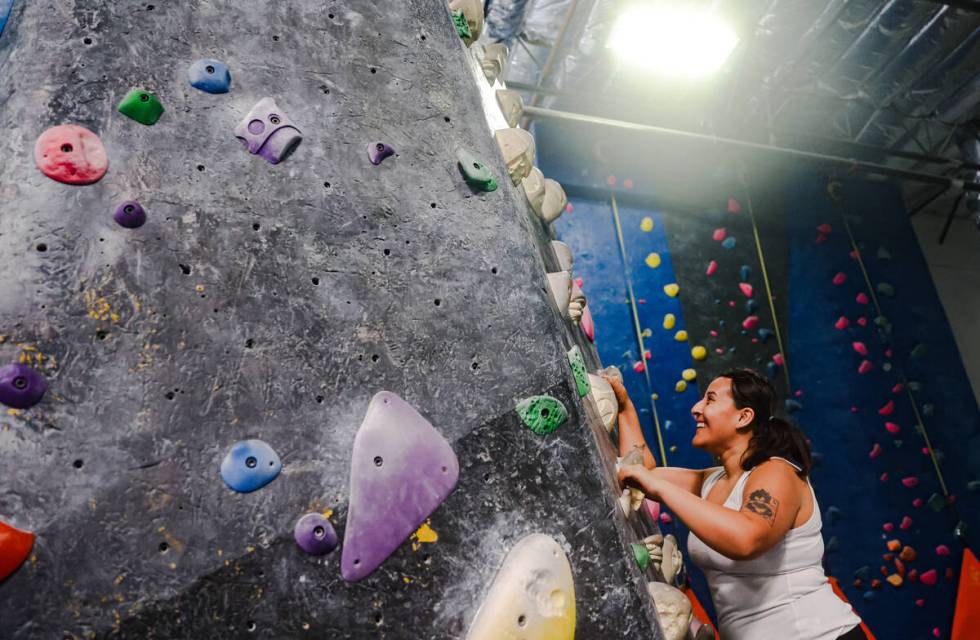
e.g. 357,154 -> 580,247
0,0 -> 663,637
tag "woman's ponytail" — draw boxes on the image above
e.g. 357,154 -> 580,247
720,369 -> 812,478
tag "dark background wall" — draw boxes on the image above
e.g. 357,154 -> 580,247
0,1 -> 664,638
540,117 -> 980,639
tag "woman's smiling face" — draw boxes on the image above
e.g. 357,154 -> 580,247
690,376 -> 754,452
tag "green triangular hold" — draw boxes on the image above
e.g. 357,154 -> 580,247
877,282 -> 895,297
927,493 -> 946,512
631,543 -> 650,572
877,246 -> 892,260
456,148 -> 497,192
515,395 -> 568,435
451,9 -> 471,40
567,345 -> 590,398
118,88 -> 164,125
911,343 -> 928,359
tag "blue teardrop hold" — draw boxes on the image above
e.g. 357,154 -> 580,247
220,439 -> 282,492
188,59 -> 231,94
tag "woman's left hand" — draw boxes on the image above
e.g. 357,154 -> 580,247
617,464 -> 661,500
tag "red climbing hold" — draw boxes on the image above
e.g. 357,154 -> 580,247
832,272 -> 847,286
851,406 -> 860,413
817,223 -> 833,234
856,316 -> 868,326
885,422 -> 901,434
900,516 -> 913,530
858,360 -> 873,374
606,175 -> 617,187
902,476 -> 920,488
878,400 -> 895,416
0,520 -> 34,583
712,228 -> 727,241
883,522 -> 894,532
565,203 -> 573,213
835,316 -> 849,330
815,234 -> 827,245
739,283 -> 753,298
728,300 -> 736,308
34,124 -> 109,185
742,316 -> 760,330
580,306 -> 595,342
920,569 -> 938,585
772,353 -> 785,366
869,443 -> 882,459
892,383 -> 904,394
881,473 -> 889,482
916,598 -> 925,606
660,512 -> 673,524
623,178 -> 634,189
706,260 -> 718,276
856,292 -> 869,305
852,342 -> 868,356
913,498 -> 924,508
936,545 -> 950,556
633,361 -> 645,373
727,198 -> 741,214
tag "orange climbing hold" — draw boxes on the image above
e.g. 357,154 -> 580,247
900,546 -> 917,562
886,574 -> 903,587
887,539 -> 902,552
0,520 -> 34,583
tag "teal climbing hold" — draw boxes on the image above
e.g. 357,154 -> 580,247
758,328 -> 773,342
118,88 -> 165,125
721,236 -> 736,249
877,282 -> 895,297
911,343 -> 928,359
874,315 -> 892,334
746,299 -> 758,313
451,9 -> 471,40
739,265 -> 752,281
922,404 -> 934,416
516,395 -> 568,435
927,493 -> 945,512
456,148 -> 497,192
566,346 -> 590,398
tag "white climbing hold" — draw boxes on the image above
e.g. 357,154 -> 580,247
479,43 -> 508,83
546,271 -> 572,319
587,373 -> 618,433
522,166 -> 547,216
540,179 -> 567,224
568,281 -> 587,324
466,534 -> 576,640
495,89 -> 523,128
660,534 -> 682,584
646,582 -> 693,640
493,128 -> 535,186
551,241 -> 573,272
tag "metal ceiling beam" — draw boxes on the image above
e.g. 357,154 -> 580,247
521,105 -> 980,192
920,0 -> 980,12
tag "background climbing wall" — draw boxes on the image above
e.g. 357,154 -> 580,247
0,1 -> 664,637
540,120 -> 980,639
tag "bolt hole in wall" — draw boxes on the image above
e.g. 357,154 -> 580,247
35,243 -> 47,252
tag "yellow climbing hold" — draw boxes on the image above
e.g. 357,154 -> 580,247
652,393 -> 659,401
691,345 -> 707,361
675,380 -> 687,393
669,445 -> 678,453
674,330 -> 688,342
410,520 -> 438,551
645,252 -> 661,268
641,217 -> 654,232
663,283 -> 679,297
682,368 -> 697,382
663,313 -> 676,330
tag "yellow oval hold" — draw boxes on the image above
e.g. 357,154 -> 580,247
663,313 -> 676,330
663,283 -> 680,297
691,345 -> 707,361
682,368 -> 697,382
674,330 -> 688,342
675,380 -> 687,393
645,253 -> 661,269
641,217 -> 654,232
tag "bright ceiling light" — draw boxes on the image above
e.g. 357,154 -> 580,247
607,4 -> 739,78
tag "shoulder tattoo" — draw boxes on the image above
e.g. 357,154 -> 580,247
745,488 -> 780,526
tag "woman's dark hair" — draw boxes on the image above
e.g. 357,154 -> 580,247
719,368 -> 812,478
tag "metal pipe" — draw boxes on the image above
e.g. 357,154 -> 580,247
520,0 -> 581,128
939,192 -> 964,244
906,184 -> 950,217
522,105 -> 980,192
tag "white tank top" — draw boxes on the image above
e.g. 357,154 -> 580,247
686,459 -> 861,640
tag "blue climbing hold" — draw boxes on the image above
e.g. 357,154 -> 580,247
852,565 -> 869,581
758,328 -> 773,342
784,398 -> 803,413
739,265 -> 751,281
826,506 -> 841,524
862,591 -> 874,601
220,439 -> 282,493
826,536 -> 839,552
766,361 -> 778,377
664,420 -> 673,431
746,299 -> 758,313
188,59 -> 231,94
721,236 -> 737,249
922,404 -> 934,417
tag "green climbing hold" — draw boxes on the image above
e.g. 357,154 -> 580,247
456,148 -> 497,192
967,480 -> 980,492
927,493 -> 945,512
911,343 -> 928,359
877,282 -> 895,297
877,246 -> 892,260
515,395 -> 568,435
117,88 -> 164,125
907,381 -> 923,392
873,315 -> 892,334
567,346 -> 590,398
451,9 -> 472,40
631,542 -> 651,572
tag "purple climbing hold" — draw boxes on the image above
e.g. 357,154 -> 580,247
341,391 -> 459,582
0,363 -> 48,409
367,142 -> 395,165
234,97 -> 302,164
112,200 -> 147,229
294,513 -> 338,556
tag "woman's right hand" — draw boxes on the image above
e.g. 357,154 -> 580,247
603,375 -> 632,411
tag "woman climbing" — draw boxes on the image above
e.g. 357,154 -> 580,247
610,368 -> 867,640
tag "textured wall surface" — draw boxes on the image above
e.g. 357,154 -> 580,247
0,1 -> 662,637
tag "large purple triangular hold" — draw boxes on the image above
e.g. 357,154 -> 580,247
341,391 -> 459,582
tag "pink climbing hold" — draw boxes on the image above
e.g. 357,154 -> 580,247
706,260 -> 718,276
815,234 -> 827,245
883,522 -> 894,532
35,124 -> 110,185
633,361 -> 645,373
932,628 -> 940,638
902,476 -> 919,488
834,316 -> 849,330
644,350 -> 651,360
832,272 -> 847,286
715,348 -> 725,355
574,277 -> 584,288
922,447 -> 930,456
817,223 -> 833,234
607,175 -> 617,187
851,406 -> 860,413
710,330 -> 718,337
920,569 -> 938,585
856,317 -> 868,326
728,300 -> 736,308
849,250 -> 859,260
660,512 -> 673,524
852,342 -> 868,356
739,282 -> 753,298
900,516 -> 913,530
856,292 -> 869,305
913,498 -> 923,508
892,383 -> 904,394
936,545 -> 951,556
727,198 -> 741,214
772,353 -> 785,366
858,360 -> 873,374
878,400 -> 895,416
742,316 -> 760,330
623,178 -> 634,190
916,599 -> 925,607
885,422 -> 902,434
885,348 -> 893,358
643,499 -> 660,523
565,203 -> 573,213
580,305 -> 595,342
795,390 -> 803,398
869,443 -> 882,459
881,473 -> 889,482
712,228 -> 727,242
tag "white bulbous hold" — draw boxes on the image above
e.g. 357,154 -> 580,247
523,166 -> 546,213
660,534 -> 682,584
449,0 -> 484,45
481,43 -> 509,83
551,241 -> 573,272
546,271 -> 572,319
494,128 -> 535,186
495,89 -> 524,127
599,365 -> 623,385
647,582 -> 693,640
540,178 -> 567,223
568,281 -> 587,324
587,374 -> 617,433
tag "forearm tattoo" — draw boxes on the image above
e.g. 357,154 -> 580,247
745,488 -> 780,526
